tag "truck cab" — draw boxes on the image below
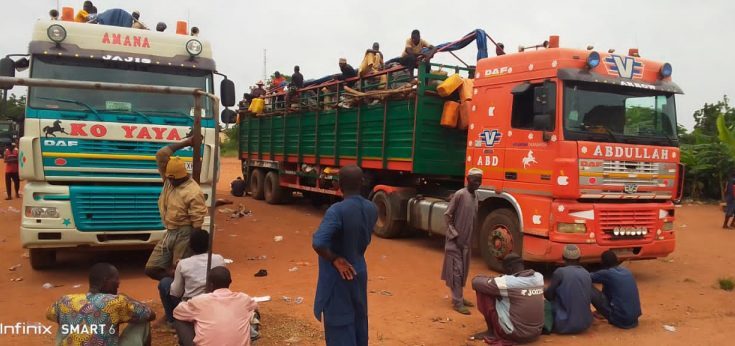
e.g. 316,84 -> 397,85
466,40 -> 681,269
5,15 -> 222,269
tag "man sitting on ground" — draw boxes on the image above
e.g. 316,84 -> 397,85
174,266 -> 258,346
170,229 -> 226,300
471,254 -> 544,344
544,245 -> 593,334
591,250 -> 642,329
47,263 -> 156,345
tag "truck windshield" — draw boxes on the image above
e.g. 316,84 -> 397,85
29,56 -> 214,118
563,81 -> 678,146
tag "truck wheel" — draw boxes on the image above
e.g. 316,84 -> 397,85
249,169 -> 265,200
372,191 -> 404,238
264,171 -> 288,204
29,248 -> 56,270
479,209 -> 523,273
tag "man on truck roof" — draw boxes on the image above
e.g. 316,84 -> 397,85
400,29 -> 437,70
145,138 -> 208,323
442,168 -> 483,315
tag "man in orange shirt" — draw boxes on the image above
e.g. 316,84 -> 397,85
271,71 -> 287,94
4,142 -> 20,200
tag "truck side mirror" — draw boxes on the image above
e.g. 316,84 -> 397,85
220,108 -> 237,124
532,114 -> 553,131
220,79 -> 236,107
14,57 -> 29,72
0,57 -> 15,90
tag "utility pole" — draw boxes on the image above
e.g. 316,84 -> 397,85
263,49 -> 267,82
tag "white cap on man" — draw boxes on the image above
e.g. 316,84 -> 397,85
468,168 -> 483,176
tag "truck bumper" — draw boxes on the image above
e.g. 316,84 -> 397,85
523,235 -> 676,263
21,226 -> 165,250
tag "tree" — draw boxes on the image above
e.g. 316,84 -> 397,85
0,92 -> 25,122
693,95 -> 735,137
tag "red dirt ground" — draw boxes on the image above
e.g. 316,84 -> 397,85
1,157 -> 734,345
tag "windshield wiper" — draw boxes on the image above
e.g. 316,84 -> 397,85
38,97 -> 102,121
137,110 -> 194,125
102,109 -> 153,124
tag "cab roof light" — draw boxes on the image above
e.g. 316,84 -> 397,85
47,24 -> 67,44
660,63 -> 673,78
586,51 -> 600,69
186,39 -> 203,57
548,35 -> 559,48
628,48 -> 640,57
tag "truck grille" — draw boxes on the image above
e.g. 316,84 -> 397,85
70,186 -> 164,231
597,208 -> 657,243
603,160 -> 660,174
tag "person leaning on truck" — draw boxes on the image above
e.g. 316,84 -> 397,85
442,168 -> 483,315
144,137 -> 208,282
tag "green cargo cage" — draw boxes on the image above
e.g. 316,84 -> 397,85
239,63 -> 472,177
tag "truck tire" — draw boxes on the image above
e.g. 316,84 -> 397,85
264,171 -> 288,204
371,191 -> 405,238
479,208 -> 523,273
29,248 -> 56,270
249,169 -> 266,200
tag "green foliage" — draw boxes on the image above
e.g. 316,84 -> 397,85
719,277 -> 734,291
220,124 -> 239,157
680,95 -> 735,200
0,93 -> 26,121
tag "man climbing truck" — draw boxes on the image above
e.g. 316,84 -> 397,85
0,11 -> 233,269
232,35 -> 682,271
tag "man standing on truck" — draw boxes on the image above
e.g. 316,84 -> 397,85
145,137 -> 208,320
312,165 -> 378,346
442,168 -> 483,315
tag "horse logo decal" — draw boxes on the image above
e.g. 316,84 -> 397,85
522,150 -> 537,169
43,120 -> 69,138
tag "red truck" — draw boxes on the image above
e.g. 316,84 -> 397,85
230,35 -> 682,271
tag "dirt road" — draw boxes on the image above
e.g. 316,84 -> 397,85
1,157 -> 734,345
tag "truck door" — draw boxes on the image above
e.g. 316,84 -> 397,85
504,80 -> 559,191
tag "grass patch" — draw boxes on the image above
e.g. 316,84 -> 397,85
718,277 -> 734,291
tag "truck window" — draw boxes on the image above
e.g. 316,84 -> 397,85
511,83 -> 548,130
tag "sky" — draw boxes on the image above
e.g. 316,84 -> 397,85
0,0 -> 732,129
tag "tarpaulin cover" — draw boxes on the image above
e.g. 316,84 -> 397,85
435,29 -> 489,60
95,9 -> 134,28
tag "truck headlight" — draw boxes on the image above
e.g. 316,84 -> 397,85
557,222 -> 587,233
25,206 -> 60,219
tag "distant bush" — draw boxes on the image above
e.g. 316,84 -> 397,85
718,277 -> 734,291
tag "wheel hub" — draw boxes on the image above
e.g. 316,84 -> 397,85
488,226 -> 513,258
